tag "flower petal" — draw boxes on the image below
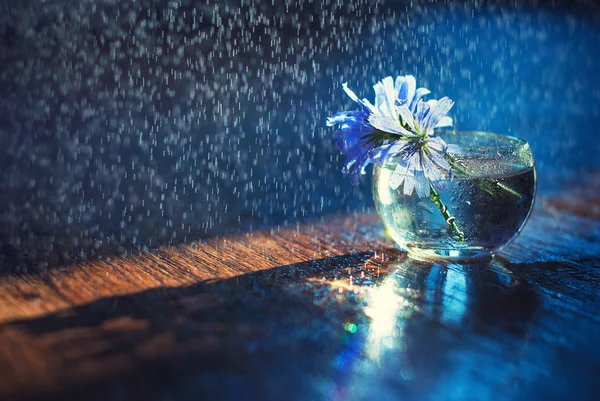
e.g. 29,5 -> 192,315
387,156 -> 410,193
396,75 -> 408,105
415,99 -> 430,124
421,100 -> 437,123
421,150 -> 444,181
368,114 -> 413,137
373,81 -> 386,112
342,82 -> 360,103
403,173 -> 415,196
422,97 -> 454,132
362,98 -> 376,113
395,76 -> 407,103
400,152 -> 422,196
435,116 -> 453,128
405,75 -> 416,106
427,136 -> 448,152
396,105 -> 416,129
370,140 -> 409,165
327,112 -> 347,127
327,110 -> 368,127
389,165 -> 406,190
410,87 -> 431,112
425,147 -> 451,171
342,142 -> 375,185
336,123 -> 374,152
382,76 -> 397,116
415,170 -> 430,198
342,83 -> 375,113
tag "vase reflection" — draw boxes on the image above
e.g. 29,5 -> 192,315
333,257 -> 540,400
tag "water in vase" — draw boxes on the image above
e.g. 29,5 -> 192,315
373,157 -> 536,260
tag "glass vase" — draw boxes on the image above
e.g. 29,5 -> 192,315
372,131 -> 536,261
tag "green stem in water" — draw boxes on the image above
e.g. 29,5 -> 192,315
429,184 -> 465,242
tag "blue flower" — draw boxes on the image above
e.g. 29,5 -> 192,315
326,84 -> 377,185
327,75 -> 461,197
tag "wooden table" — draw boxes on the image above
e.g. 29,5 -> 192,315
1,173 -> 599,400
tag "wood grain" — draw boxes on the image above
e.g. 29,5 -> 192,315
0,212 -> 394,324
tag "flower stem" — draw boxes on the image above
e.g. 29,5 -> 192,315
429,184 -> 465,242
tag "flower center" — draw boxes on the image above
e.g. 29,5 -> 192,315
411,132 -> 429,148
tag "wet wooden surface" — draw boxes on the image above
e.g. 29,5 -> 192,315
1,174 -> 600,400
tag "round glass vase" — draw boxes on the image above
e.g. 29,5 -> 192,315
372,131 -> 536,261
